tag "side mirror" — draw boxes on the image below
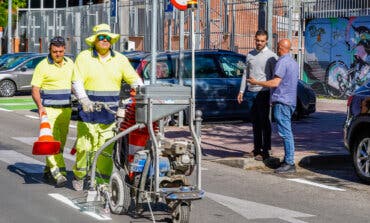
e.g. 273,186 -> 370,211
20,66 -> 27,72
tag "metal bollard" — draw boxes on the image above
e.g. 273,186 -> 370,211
195,110 -> 202,139
195,110 -> 206,156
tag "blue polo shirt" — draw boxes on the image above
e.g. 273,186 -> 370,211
271,54 -> 298,106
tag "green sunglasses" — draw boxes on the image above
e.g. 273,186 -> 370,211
97,35 -> 112,42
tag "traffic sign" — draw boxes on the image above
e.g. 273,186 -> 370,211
110,0 -> 117,17
170,0 -> 187,11
165,0 -> 174,12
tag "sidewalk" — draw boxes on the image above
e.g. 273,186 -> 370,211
164,98 -> 350,170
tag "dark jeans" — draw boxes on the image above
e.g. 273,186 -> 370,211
246,90 -> 271,156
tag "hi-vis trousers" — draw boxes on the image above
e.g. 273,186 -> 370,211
72,121 -> 115,184
44,107 -> 71,180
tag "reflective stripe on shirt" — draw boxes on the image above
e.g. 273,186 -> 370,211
41,89 -> 71,107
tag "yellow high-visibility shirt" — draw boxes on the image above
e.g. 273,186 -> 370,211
31,56 -> 74,90
72,48 -> 140,91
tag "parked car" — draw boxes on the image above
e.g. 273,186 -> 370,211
122,51 -> 150,69
344,81 -> 370,183
0,53 -> 74,97
124,49 -> 316,122
0,52 -> 38,68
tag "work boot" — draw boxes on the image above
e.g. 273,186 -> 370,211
43,171 -> 53,182
274,163 -> 296,174
72,178 -> 84,191
55,175 -> 67,187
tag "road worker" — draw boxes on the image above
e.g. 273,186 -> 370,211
71,23 -> 143,191
31,36 -> 74,187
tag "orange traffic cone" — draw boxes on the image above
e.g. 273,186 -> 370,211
32,111 -> 61,155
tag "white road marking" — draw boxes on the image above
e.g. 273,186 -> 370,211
12,137 -> 76,162
0,150 -> 44,174
288,178 -> 346,191
48,193 -> 112,221
69,124 -> 77,128
206,192 -> 314,223
0,107 -> 11,112
0,151 -> 108,220
25,115 -> 39,119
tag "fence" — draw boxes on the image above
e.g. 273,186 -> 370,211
16,0 -> 299,56
303,0 -> 370,19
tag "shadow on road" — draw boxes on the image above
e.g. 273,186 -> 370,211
298,154 -> 364,185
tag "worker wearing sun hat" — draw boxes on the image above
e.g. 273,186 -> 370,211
71,23 -> 143,191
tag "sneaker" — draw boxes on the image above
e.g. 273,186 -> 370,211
254,154 -> 263,161
55,175 -> 67,187
243,150 -> 260,158
274,163 -> 296,174
262,153 -> 270,160
72,178 -> 84,191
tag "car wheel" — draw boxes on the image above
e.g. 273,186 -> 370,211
353,133 -> 370,184
0,80 -> 16,97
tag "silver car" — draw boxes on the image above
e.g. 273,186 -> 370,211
0,53 -> 47,97
0,53 -> 74,97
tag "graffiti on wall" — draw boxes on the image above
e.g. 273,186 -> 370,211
304,16 -> 370,98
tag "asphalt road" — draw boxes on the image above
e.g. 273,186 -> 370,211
0,98 -> 370,223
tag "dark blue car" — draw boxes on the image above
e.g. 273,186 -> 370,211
344,81 -> 370,183
124,49 -> 316,122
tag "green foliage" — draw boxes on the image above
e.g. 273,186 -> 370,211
0,0 -> 27,27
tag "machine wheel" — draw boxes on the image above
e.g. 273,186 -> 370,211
109,170 -> 132,214
172,203 -> 190,223
353,133 -> 370,184
0,80 -> 16,97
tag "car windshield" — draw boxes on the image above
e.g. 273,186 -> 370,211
0,54 -> 13,66
129,60 -> 141,69
0,56 -> 31,70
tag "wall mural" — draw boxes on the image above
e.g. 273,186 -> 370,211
304,16 -> 370,98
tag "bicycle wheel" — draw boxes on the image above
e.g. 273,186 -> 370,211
325,61 -> 348,98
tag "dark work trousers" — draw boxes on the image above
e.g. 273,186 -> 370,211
246,90 -> 271,156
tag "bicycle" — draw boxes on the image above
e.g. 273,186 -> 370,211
325,55 -> 370,99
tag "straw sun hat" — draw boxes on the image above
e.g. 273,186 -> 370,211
85,23 -> 119,46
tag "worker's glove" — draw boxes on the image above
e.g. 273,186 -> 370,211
79,97 -> 94,113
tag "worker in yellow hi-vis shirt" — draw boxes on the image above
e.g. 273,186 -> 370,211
31,36 -> 74,187
71,24 -> 143,191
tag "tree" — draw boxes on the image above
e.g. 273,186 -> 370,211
0,0 -> 27,28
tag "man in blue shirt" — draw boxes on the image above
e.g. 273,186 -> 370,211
247,39 -> 298,173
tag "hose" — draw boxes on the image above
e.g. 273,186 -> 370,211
89,123 -> 145,190
137,144 -> 152,206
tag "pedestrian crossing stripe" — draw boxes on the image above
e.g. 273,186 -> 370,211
0,98 -> 37,110
0,150 -> 44,173
0,150 -> 111,221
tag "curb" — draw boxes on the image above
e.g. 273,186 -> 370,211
211,157 -> 264,169
211,153 -> 351,170
211,156 -> 281,170
317,98 -> 347,105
